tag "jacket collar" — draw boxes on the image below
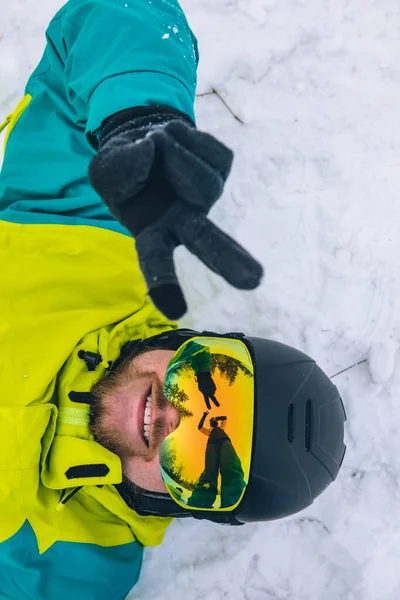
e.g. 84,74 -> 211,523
41,305 -> 176,491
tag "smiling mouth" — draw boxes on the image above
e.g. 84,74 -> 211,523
139,381 -> 176,450
143,394 -> 152,445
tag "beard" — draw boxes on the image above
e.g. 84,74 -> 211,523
88,344 -> 143,459
88,340 -> 172,476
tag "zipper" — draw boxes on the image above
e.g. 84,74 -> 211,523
0,114 -> 12,135
55,486 -> 83,512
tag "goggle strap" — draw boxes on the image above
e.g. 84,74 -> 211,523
111,329 -> 198,372
116,484 -> 192,518
112,330 -> 246,373
116,485 -> 244,525
200,331 -> 245,341
191,511 -> 244,526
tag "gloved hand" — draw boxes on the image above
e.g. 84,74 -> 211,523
89,105 -> 263,319
198,411 -> 209,430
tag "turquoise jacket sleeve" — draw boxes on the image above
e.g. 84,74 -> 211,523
0,521 -> 143,600
0,0 -> 198,230
63,0 -> 199,135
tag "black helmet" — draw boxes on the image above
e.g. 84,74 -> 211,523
114,329 -> 346,524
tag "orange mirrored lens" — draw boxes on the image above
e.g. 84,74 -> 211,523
161,337 -> 254,511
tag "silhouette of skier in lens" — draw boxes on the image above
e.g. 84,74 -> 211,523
172,340 -> 220,410
191,349 -> 220,410
187,413 -> 245,509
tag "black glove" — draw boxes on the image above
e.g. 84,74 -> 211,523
89,106 -> 263,319
216,416 -> 227,421
198,411 -> 209,430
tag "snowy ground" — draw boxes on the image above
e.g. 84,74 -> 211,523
2,0 -> 400,598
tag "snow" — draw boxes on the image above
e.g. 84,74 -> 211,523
368,340 -> 397,384
2,0 -> 400,598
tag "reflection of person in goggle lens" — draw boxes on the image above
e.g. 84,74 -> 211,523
173,341 -> 221,409
195,372 -> 219,410
187,413 -> 245,509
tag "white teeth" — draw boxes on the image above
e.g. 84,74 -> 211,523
144,396 -> 152,442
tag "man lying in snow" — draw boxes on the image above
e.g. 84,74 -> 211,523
0,0 -> 346,598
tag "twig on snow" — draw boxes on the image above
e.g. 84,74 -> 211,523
196,88 -> 245,124
295,517 -> 331,535
330,359 -> 368,379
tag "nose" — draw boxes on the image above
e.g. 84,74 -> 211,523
166,402 -> 181,435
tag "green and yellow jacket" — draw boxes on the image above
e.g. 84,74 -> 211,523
0,0 -> 197,597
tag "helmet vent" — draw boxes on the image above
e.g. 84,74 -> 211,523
287,404 -> 294,443
305,399 -> 312,451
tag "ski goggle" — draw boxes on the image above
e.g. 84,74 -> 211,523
160,336 -> 255,512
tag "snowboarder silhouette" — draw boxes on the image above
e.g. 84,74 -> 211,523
190,348 -> 220,410
187,413 -> 245,509
171,340 -> 220,409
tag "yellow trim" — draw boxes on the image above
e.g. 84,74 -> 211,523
0,114 -> 12,135
1,94 -> 32,155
